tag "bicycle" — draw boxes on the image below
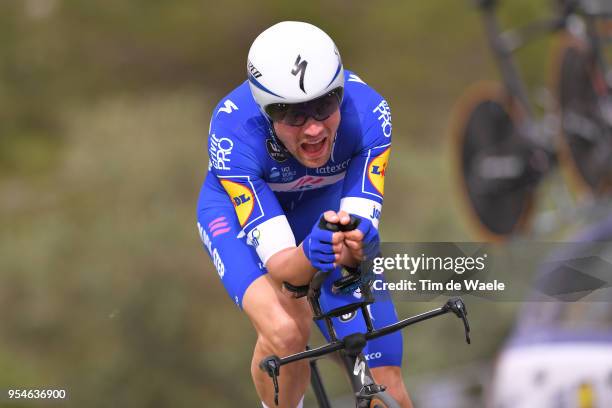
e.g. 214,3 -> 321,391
451,0 -> 612,241
259,218 -> 471,408
450,0 -> 567,242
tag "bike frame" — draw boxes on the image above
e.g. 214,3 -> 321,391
568,0 -> 612,89
476,0 -> 612,129
475,0 -> 570,149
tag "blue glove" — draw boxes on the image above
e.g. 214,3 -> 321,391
352,214 -> 380,260
302,217 -> 337,272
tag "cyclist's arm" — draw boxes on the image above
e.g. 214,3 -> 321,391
339,92 -> 392,263
266,210 -> 346,286
265,246 -> 315,286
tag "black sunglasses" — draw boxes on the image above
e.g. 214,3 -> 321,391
265,88 -> 343,127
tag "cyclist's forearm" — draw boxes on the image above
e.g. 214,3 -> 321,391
265,245 -> 316,286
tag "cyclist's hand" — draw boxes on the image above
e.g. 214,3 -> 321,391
343,214 -> 380,261
302,211 -> 345,272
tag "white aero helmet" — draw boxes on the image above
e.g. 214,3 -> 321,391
247,21 -> 344,112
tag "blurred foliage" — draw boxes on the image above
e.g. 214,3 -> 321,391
0,0 -> 574,407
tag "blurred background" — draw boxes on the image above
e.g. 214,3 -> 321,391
1,0 -> 611,407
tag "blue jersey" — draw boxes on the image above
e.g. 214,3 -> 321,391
200,70 -> 392,265
196,72 -> 403,366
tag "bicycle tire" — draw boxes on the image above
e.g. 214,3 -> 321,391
450,81 -> 536,241
554,33 -> 612,194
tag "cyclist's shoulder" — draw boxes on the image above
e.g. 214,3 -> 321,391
342,70 -> 390,128
209,81 -> 268,138
343,70 -> 388,108
340,70 -> 392,142
208,81 -> 271,157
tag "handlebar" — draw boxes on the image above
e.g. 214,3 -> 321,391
265,271 -> 471,405
260,297 -> 471,405
263,217 -> 471,405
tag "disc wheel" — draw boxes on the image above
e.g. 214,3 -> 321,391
451,82 -> 539,241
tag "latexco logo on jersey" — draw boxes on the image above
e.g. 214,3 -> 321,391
315,158 -> 350,175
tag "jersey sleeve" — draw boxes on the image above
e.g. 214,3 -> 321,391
208,120 -> 296,264
340,95 -> 392,229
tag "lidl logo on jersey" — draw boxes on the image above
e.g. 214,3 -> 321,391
220,178 -> 263,228
233,194 -> 251,207
363,146 -> 390,198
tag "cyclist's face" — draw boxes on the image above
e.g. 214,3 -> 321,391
273,110 -> 340,168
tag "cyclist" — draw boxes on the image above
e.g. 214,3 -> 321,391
197,21 -> 413,408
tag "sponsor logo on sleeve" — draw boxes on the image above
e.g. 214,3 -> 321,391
197,222 -> 225,279
363,147 -> 390,198
210,134 -> 234,170
216,99 -> 238,115
208,216 -> 230,238
220,179 -> 254,227
247,228 -> 261,248
348,74 -> 366,84
372,100 -> 392,138
371,206 -> 381,220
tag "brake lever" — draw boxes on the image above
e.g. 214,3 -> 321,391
259,355 -> 281,406
444,297 -> 471,344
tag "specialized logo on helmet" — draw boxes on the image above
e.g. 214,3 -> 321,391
220,179 -> 257,227
363,146 -> 391,198
291,54 -> 308,94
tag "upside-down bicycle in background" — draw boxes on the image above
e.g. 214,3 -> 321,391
450,0 -> 612,241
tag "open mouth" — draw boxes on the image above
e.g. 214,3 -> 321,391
300,136 -> 327,156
